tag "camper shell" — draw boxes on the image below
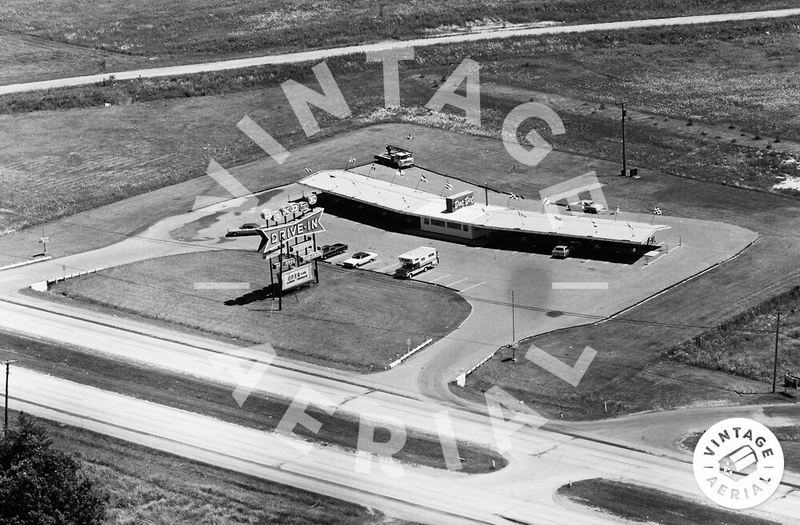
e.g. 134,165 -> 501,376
394,246 -> 439,279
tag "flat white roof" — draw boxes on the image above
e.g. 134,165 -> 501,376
300,170 -> 668,245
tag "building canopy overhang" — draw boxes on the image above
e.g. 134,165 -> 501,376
300,170 -> 668,245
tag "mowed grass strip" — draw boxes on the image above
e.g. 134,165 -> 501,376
6,411 -> 405,525
46,249 -> 471,372
557,479 -> 779,525
0,332 -> 505,474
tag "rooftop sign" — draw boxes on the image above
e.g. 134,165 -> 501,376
445,190 -> 475,213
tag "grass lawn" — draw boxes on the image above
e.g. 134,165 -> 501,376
1,0 -> 796,83
667,286 -> 800,382
45,250 -> 471,372
557,478 -> 779,525
0,331 -> 505,474
5,411 -> 405,525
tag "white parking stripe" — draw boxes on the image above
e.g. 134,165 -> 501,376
551,282 -> 609,290
429,274 -> 451,283
458,281 -> 486,293
445,277 -> 469,287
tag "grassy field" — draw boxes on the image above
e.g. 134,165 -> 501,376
0,331 -> 505,474
667,286 -> 800,382
2,17 -> 799,238
45,250 -> 471,372
1,0 -> 796,83
557,478 -> 779,525
5,411 -> 404,525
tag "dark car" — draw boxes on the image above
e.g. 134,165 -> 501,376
225,222 -> 262,237
320,243 -> 348,260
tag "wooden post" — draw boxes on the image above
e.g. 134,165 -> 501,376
773,311 -> 781,393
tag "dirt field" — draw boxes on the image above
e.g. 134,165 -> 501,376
45,250 -> 471,372
1,1 -> 795,83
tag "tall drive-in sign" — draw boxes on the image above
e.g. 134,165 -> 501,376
445,190 -> 475,213
253,197 -> 325,308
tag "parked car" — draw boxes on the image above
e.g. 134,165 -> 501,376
551,245 -> 570,258
225,223 -> 261,237
342,251 -> 377,268
320,243 -> 348,260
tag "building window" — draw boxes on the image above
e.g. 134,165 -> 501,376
462,224 -> 470,231
446,222 -> 462,230
431,219 -> 445,227
423,218 -> 430,225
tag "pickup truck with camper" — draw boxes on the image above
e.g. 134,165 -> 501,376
567,200 -> 604,214
394,246 -> 439,279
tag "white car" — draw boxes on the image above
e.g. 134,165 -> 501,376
342,251 -> 377,268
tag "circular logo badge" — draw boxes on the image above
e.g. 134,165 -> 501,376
692,417 -> 784,509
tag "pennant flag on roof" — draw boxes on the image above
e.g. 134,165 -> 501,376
420,175 -> 428,183
444,182 -> 454,191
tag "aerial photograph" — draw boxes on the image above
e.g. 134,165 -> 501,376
1,1 -> 800,523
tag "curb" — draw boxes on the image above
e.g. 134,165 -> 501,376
0,255 -> 52,272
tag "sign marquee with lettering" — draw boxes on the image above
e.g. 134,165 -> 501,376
256,208 -> 325,253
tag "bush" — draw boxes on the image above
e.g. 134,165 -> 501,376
0,414 -> 107,525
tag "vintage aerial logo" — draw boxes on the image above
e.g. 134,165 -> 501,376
692,417 -> 784,510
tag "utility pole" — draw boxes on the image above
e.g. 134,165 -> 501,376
511,290 -> 516,361
621,101 -> 627,176
773,311 -> 781,393
2,360 -> 17,441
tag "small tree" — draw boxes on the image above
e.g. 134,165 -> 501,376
0,414 -> 107,525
